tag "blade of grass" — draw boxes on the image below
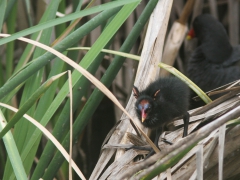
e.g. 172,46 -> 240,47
0,0 -> 7,37
0,6 -> 49,112
0,72 -> 67,139
0,7 -> 120,100
6,1 -> 17,78
3,0 -> 16,21
11,30 -> 43,78
31,72 -> 91,180
17,0 -> 59,154
3,2 -> 62,179
53,1 -> 81,88
0,0 -> 7,87
24,0 -> 33,27
51,0 -> 92,46
0,0 -> 140,46
1,1 -> 59,111
30,2 -> 83,178
68,70 -> 73,180
13,25 -> 53,152
54,0 -> 67,45
0,103 -> 86,180
3,1 -> 61,178
0,110 -> 28,180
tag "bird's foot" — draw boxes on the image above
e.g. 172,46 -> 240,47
145,148 -> 156,159
162,138 -> 173,145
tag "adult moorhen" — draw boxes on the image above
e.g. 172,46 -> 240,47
187,14 -> 240,93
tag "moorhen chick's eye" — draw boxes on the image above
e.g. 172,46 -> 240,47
187,14 -> 240,93
133,77 -> 190,155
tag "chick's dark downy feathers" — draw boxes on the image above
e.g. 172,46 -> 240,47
188,14 -> 240,92
133,77 -> 189,130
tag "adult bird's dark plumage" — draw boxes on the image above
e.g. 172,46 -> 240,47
133,77 -> 189,155
187,14 -> 240,93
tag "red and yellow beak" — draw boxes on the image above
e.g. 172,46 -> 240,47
186,28 -> 195,40
141,109 -> 147,122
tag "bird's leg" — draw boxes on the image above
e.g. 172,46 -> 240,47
162,138 -> 173,145
182,112 -> 190,137
154,128 -> 162,147
145,128 -> 162,158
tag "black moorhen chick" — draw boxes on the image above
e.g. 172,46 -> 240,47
188,14 -> 240,93
133,77 -> 189,156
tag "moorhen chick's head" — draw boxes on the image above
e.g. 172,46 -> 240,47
133,87 -> 160,128
133,77 -> 189,130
